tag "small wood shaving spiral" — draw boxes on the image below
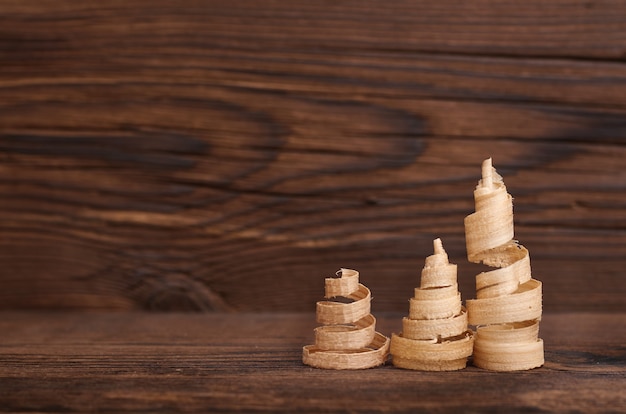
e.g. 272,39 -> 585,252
302,268 -> 390,369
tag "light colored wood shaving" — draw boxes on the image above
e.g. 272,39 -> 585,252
390,239 -> 473,371
464,158 -> 544,371
302,268 -> 390,369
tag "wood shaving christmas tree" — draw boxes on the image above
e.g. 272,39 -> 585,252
302,268 -> 390,369
390,239 -> 474,371
465,158 -> 544,371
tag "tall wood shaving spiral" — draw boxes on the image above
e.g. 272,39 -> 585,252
465,158 -> 544,371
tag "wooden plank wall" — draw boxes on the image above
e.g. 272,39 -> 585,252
1,0 -> 624,312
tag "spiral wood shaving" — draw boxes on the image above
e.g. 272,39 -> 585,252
390,239 -> 473,371
465,158 -> 544,371
302,268 -> 390,369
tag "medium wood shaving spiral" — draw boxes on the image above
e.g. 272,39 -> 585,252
465,158 -> 544,371
302,268 -> 390,369
390,239 -> 474,371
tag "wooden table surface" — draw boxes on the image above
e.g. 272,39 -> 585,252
1,312 -> 624,413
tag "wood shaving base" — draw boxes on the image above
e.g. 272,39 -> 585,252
465,158 -> 544,371
302,268 -> 390,369
390,239 -> 473,371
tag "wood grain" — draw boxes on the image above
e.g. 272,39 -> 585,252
1,1 -> 625,312
0,312 -> 624,413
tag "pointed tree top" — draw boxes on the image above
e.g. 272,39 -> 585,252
481,157 -> 493,189
433,238 -> 445,255
420,238 -> 456,289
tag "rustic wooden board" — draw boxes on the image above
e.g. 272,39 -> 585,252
1,1 -> 625,312
0,312 -> 624,413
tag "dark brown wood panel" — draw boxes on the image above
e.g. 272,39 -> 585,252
0,1 -> 625,312
0,312 -> 624,413
2,0 -> 626,59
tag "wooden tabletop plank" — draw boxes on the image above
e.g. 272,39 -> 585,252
0,312 -> 624,413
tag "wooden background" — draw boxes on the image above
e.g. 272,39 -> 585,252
1,0 -> 625,313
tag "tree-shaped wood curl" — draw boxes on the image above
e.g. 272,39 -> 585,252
302,268 -> 390,369
465,158 -> 544,371
390,239 -> 473,371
